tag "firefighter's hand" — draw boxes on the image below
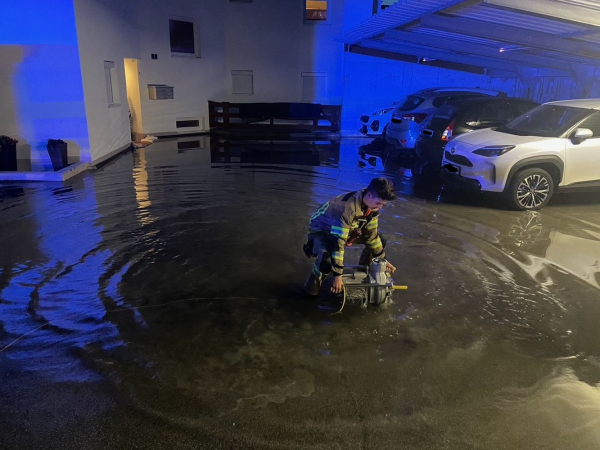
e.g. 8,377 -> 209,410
331,276 -> 344,294
386,261 -> 396,274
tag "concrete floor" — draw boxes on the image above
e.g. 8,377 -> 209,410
1,136 -> 600,449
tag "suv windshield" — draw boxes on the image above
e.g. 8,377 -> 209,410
396,95 -> 425,111
497,105 -> 589,137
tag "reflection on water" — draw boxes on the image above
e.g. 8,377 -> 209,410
487,368 -> 600,448
210,137 -> 340,166
133,147 -> 151,210
1,136 -> 600,448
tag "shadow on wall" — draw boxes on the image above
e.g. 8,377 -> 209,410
1,46 -> 83,171
0,46 -> 24,155
16,139 -> 32,171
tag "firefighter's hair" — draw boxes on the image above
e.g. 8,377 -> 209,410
366,177 -> 396,201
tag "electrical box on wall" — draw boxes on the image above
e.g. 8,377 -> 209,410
148,84 -> 174,100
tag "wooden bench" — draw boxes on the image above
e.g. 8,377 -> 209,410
208,101 -> 341,133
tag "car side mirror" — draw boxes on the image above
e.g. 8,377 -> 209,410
572,127 -> 593,144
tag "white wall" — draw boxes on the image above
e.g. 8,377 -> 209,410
135,0 -> 227,135
0,0 -> 90,166
132,0 -> 348,135
5,0 -> 348,165
74,0 -> 142,162
224,0 -> 346,105
340,52 -> 522,134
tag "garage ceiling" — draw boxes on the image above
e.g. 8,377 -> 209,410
339,0 -> 600,79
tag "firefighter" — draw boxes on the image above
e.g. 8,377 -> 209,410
303,177 -> 397,296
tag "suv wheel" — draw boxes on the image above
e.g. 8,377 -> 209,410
504,168 -> 554,211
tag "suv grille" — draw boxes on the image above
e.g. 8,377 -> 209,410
360,115 -> 370,123
444,151 -> 473,167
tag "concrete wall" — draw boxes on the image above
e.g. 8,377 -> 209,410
343,0 -> 376,31
73,0 -> 141,162
135,0 -> 227,135
0,0 -> 90,166
224,0 -> 346,105
134,0 -> 347,135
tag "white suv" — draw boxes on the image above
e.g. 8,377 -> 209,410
441,99 -> 600,210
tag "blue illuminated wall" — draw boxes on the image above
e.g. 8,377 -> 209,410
0,0 -> 91,166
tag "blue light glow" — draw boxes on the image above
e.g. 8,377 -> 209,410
1,0 -> 90,165
0,0 -> 79,45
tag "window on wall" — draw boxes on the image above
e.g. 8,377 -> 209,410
169,18 -> 200,57
302,72 -> 327,101
232,70 -> 254,95
305,1 -> 327,21
104,61 -> 120,108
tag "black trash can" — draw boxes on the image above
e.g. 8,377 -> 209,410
0,136 -> 18,171
47,139 -> 68,171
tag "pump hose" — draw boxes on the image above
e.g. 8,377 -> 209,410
331,285 -> 346,315
332,284 -> 407,315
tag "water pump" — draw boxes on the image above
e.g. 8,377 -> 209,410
341,257 -> 407,306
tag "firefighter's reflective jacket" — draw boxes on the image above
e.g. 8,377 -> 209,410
308,189 -> 384,276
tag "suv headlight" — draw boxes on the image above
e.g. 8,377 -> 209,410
472,145 -> 515,157
372,108 -> 393,116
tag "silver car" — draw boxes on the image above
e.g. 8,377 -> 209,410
386,87 -> 505,151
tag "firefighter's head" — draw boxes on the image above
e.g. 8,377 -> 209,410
364,177 -> 396,211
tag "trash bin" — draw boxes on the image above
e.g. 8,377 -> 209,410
47,139 -> 68,171
0,136 -> 18,171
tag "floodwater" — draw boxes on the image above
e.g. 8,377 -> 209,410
1,136 -> 600,450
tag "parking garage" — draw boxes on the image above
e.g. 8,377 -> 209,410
2,1 -> 600,449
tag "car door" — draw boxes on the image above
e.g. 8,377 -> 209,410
564,112 -> 600,186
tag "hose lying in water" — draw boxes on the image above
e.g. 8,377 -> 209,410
331,285 -> 346,315
2,284 -> 409,352
332,283 -> 407,315
0,295 -> 268,354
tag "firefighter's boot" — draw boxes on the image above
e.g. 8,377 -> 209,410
303,273 -> 321,296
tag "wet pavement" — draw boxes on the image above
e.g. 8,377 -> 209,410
1,135 -> 600,450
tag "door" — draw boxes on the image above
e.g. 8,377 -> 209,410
564,112 -> 600,186
124,58 -> 143,139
